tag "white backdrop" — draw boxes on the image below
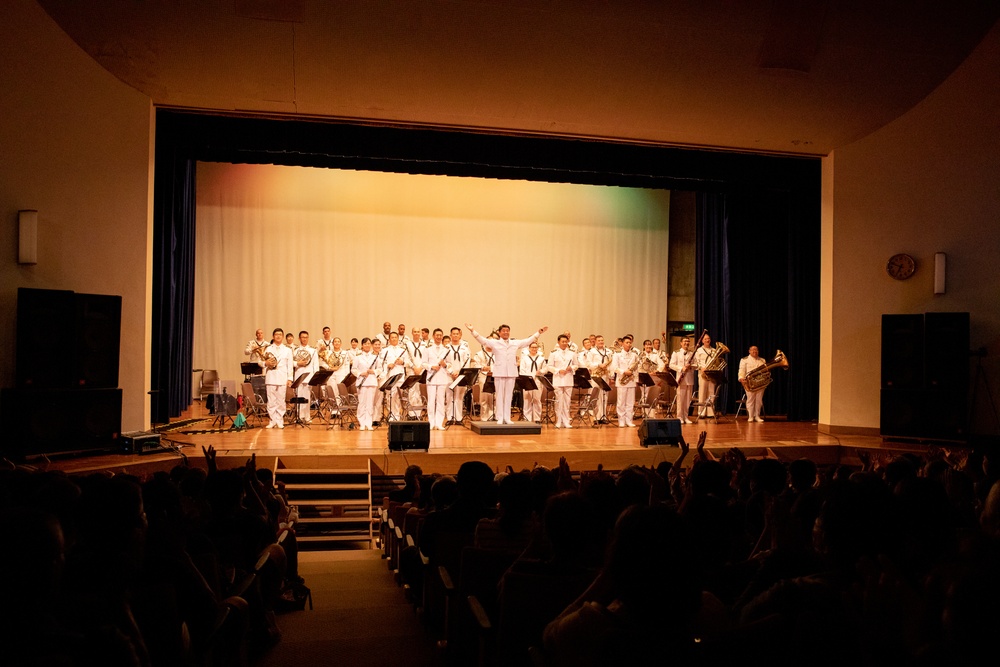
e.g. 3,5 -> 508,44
193,162 -> 669,376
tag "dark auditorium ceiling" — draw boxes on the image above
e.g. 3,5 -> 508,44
39,0 -> 1000,157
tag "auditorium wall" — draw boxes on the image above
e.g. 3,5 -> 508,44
0,0 -> 154,432
820,20 -> 1000,435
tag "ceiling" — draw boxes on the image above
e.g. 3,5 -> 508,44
38,0 -> 1000,156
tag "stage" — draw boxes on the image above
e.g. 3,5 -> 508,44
40,401 -> 919,480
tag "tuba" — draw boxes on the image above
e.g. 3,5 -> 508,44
744,350 -> 789,391
703,342 -> 730,372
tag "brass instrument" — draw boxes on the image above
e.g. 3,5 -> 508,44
262,348 -> 278,370
294,347 -> 312,367
744,350 -> 789,391
702,342 -> 730,373
619,350 -> 641,384
249,341 -> 267,363
640,353 -> 658,374
593,351 -> 613,379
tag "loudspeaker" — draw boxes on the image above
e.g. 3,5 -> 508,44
880,389 -> 966,441
923,312 -> 969,391
638,418 -> 681,447
387,421 -> 430,451
74,293 -> 122,389
1,387 -> 122,459
881,314 -> 924,389
16,288 -> 76,388
15,288 -> 122,389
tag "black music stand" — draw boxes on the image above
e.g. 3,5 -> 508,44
571,368 -> 594,427
515,375 -> 539,422
399,371 -> 426,420
481,375 -> 496,421
211,387 -> 239,428
288,373 -> 311,427
535,374 -> 556,426
656,371 -> 677,417
241,362 -> 262,381
449,368 -> 480,427
308,370 -> 334,424
379,373 -> 403,422
637,372 -> 657,419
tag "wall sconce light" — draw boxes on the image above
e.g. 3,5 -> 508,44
18,210 -> 38,264
934,252 -> 946,295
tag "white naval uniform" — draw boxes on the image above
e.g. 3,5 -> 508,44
470,329 -> 541,425
548,347 -> 577,428
375,332 -> 391,348
352,351 -> 379,429
591,346 -> 614,421
518,353 -> 547,423
444,341 -> 471,423
370,350 -> 388,423
612,349 -> 639,427
404,339 -> 426,417
695,345 -> 718,417
473,348 -> 496,420
264,343 -> 294,428
293,346 -> 318,421
669,348 -> 696,423
315,337 -> 338,399
245,338 -> 268,368
424,343 -> 451,430
381,344 -> 409,420
738,354 -> 767,421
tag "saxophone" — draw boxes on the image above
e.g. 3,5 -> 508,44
619,350 -> 640,384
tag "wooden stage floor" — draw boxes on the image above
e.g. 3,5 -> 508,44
43,402 -> 919,479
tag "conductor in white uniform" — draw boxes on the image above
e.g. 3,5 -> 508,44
466,322 -> 548,425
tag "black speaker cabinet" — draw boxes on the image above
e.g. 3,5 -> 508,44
880,388 -> 967,441
639,418 -> 682,447
1,387 -> 122,460
388,421 -> 430,451
881,314 -> 924,389
75,292 -> 122,389
923,312 -> 970,391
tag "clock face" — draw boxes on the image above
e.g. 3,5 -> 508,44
887,253 -> 916,280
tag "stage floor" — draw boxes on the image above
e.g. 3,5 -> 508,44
43,402 -> 917,479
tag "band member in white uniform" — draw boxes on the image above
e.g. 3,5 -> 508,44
370,338 -> 387,424
519,341 -> 546,423
425,328 -> 451,430
669,336 -> 696,424
381,331 -> 409,420
346,337 -> 361,368
638,339 -> 664,411
245,328 -> 268,367
316,326 -> 338,402
738,345 -> 767,422
397,323 -> 410,345
473,332 -> 499,421
549,334 -> 577,429
467,323 -> 548,425
329,337 -> 351,398
264,328 -> 293,429
293,331 -> 318,423
444,327 -> 472,424
375,321 -> 392,348
612,337 -> 639,427
590,336 -> 614,424
405,329 -> 426,418
694,332 -> 718,417
352,338 -> 379,430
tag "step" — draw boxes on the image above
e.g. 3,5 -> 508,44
297,534 -> 374,543
290,498 -> 372,507
276,468 -> 369,475
297,516 -> 373,525
282,483 -> 371,490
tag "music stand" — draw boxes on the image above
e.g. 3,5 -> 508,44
535,374 -> 556,426
308,370 -> 334,424
399,371 -> 426,420
288,373 -> 312,428
656,371 -> 677,417
515,375 -> 539,422
449,368 -> 480,427
241,362 -> 262,381
637,372 -> 657,419
379,373 -> 403,422
211,387 -> 239,428
481,374 -> 496,421
572,368 -> 594,427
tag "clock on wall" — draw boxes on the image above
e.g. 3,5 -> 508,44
886,253 -> 916,280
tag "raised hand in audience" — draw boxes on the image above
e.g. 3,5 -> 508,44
202,444 -> 217,474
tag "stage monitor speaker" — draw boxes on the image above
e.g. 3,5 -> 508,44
16,287 -> 76,388
923,312 -> 969,392
75,293 -> 122,389
880,388 -> 967,442
388,421 -> 430,451
638,418 -> 681,447
881,314 -> 924,389
1,387 -> 122,460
